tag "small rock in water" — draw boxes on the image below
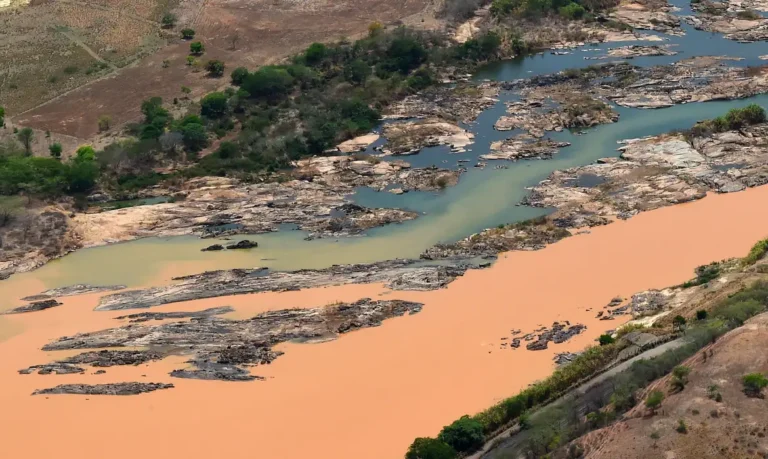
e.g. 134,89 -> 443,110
3,299 -> 62,315
201,244 -> 225,252
226,240 -> 258,250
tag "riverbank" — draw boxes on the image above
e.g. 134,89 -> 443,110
3,184 -> 768,458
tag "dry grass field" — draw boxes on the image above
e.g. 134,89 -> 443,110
3,0 -> 432,142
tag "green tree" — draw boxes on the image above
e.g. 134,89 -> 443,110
17,127 -> 33,155
304,42 -> 327,66
0,106 -> 5,126
598,334 -> 614,346
205,60 -> 225,77
670,365 -> 691,391
231,67 -> 249,86
161,12 -> 177,28
181,28 -> 195,39
696,310 -> 708,320
241,67 -> 295,102
182,123 -> 209,151
742,373 -> 768,398
437,415 -> 484,453
405,438 -> 456,459
67,158 -> 98,192
343,59 -> 371,85
645,390 -> 664,414
559,2 -> 585,18
490,0 -> 518,17
190,41 -> 205,55
200,92 -> 229,119
49,142 -> 63,158
386,36 -> 427,74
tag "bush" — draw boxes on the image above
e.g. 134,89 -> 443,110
17,127 -> 34,155
205,60 -> 225,77
0,106 -> 5,126
405,438 -> 456,459
182,123 -> 209,151
742,373 -> 768,398
437,415 -> 484,453
559,2 -> 586,18
231,67 -> 249,85
676,419 -> 687,434
343,59 -> 371,85
304,43 -> 327,66
190,41 -> 205,55
161,12 -> 177,28
696,310 -> 708,321
49,142 -> 63,158
98,115 -> 112,132
670,365 -> 691,391
241,67 -> 295,102
599,334 -> 615,346
645,390 -> 664,414
200,92 -> 229,118
743,238 -> 768,266
672,315 -> 687,331
181,28 -> 195,39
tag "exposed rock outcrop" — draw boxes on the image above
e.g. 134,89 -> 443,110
32,383 -> 174,396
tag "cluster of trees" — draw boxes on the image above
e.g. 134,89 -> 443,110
491,0 -> 588,20
0,145 -> 98,196
0,25 -> 510,199
177,26 -> 504,179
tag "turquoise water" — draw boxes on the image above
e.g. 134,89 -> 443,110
4,1 -> 768,297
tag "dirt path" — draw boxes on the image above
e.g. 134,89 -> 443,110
57,30 -> 117,70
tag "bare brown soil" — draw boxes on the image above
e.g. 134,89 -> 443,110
9,0 -> 433,140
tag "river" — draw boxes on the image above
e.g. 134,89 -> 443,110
3,2 -> 768,458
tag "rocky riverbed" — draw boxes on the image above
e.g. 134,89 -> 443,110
687,0 -> 768,42
91,259 -> 473,311
25,298 -> 424,390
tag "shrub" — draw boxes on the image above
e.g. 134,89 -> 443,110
343,59 -> 371,85
200,92 -> 229,118
670,365 -> 691,391
161,12 -> 177,28
205,60 -> 225,77
241,67 -> 295,102
736,9 -> 761,20
676,419 -> 687,434
742,373 -> 768,398
49,142 -> 63,158
98,115 -> 112,132
645,390 -> 664,414
231,67 -> 249,86
368,21 -> 383,37
437,415 -> 484,453
181,28 -> 195,39
744,238 -> 768,266
559,2 -> 586,18
190,41 -> 205,55
405,438 -> 456,459
599,334 -> 615,346
672,315 -> 687,331
182,123 -> 209,151
0,106 -> 5,126
304,43 -> 327,66
16,127 -> 33,155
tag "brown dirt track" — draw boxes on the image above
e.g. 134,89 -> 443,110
11,0 -> 434,140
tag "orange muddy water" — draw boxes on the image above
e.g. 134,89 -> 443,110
2,187 -> 768,459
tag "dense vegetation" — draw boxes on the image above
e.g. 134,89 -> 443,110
0,25 -> 507,200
